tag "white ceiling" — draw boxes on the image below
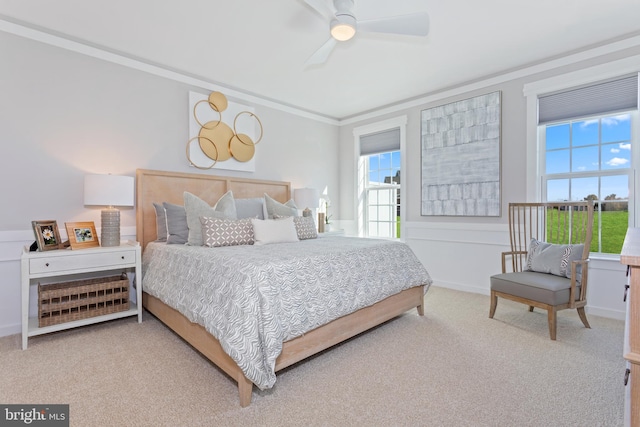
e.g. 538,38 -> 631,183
2,0 -> 640,120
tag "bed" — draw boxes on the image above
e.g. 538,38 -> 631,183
136,168 -> 432,406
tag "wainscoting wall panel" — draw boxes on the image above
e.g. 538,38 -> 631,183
0,228 -> 136,337
0,223 -> 628,338
403,221 -> 627,320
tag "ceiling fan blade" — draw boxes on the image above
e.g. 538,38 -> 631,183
303,0 -> 336,19
304,38 -> 338,66
358,12 -> 430,37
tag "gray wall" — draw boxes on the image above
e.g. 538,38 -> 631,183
337,45 -> 640,320
1,27 -> 639,337
0,31 -> 339,335
339,45 -> 640,224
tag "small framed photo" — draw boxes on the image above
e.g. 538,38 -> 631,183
65,222 -> 99,250
32,220 -> 63,251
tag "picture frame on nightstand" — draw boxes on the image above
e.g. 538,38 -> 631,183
65,221 -> 100,249
31,220 -> 63,251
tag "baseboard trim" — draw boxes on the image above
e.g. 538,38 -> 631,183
0,323 -> 20,338
430,282 -> 626,321
587,305 -> 626,321
430,281 -> 489,296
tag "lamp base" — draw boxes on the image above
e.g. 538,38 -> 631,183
101,208 -> 121,247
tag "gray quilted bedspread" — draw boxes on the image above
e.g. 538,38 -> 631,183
141,235 -> 432,389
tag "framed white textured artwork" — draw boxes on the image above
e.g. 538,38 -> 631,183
420,91 -> 501,217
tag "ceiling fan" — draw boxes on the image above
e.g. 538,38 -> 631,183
303,0 -> 430,66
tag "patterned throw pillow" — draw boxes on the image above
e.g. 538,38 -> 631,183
526,238 -> 543,271
292,216 -> 317,240
526,238 -> 584,279
273,215 -> 318,240
200,217 -> 254,247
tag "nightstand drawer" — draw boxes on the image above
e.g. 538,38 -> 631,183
30,250 -> 136,274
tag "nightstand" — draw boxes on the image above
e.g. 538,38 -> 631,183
20,240 -> 142,349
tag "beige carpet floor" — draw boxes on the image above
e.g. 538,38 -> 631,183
0,287 -> 626,426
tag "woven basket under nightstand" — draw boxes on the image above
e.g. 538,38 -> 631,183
38,274 -> 130,327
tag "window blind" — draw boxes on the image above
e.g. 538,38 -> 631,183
538,74 -> 638,124
359,127 -> 400,156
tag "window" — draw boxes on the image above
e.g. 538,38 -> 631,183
536,74 -> 638,254
541,113 -> 632,253
363,151 -> 401,238
354,116 -> 406,239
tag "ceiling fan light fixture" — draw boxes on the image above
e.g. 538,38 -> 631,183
330,15 -> 356,41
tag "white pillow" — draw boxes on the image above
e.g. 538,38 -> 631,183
273,215 -> 318,240
251,217 -> 299,245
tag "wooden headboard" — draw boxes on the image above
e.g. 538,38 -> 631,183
135,169 -> 291,250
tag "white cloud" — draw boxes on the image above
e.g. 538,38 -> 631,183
620,143 -> 631,150
579,119 -> 598,128
611,148 -> 620,153
607,157 -> 629,167
602,114 -> 631,126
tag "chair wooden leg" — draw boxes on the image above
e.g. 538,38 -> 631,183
577,307 -> 591,329
528,306 -> 534,312
547,307 -> 557,340
489,291 -> 498,318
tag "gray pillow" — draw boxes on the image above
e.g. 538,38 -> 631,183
235,197 -> 266,219
264,193 -> 298,218
527,238 -> 584,280
163,202 -> 188,244
214,190 -> 237,218
184,191 -> 237,246
153,202 -> 167,242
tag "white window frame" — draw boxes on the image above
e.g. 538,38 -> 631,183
539,113 -> 636,253
353,116 -> 407,239
524,57 -> 640,257
362,152 -> 401,238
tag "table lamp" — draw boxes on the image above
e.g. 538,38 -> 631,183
84,174 -> 135,247
293,188 -> 319,217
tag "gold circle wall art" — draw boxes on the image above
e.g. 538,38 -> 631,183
187,91 -> 264,171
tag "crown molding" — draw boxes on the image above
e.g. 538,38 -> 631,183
340,34 -> 640,125
2,16 -> 639,128
0,17 -> 340,126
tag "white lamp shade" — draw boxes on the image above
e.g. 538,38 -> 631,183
294,188 -> 319,210
84,174 -> 135,207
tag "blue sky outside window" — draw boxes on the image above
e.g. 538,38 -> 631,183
545,114 -> 631,201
